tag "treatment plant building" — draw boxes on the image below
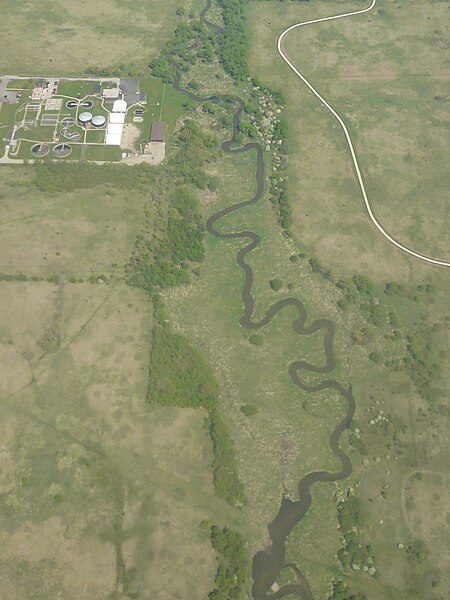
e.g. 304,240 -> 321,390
105,99 -> 127,146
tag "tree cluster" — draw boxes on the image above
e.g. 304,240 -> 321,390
328,580 -> 368,600
337,274 -> 384,326
207,409 -> 245,505
336,495 -> 376,574
127,185 -> 204,292
150,20 -> 216,83
216,0 -> 249,81
127,121 -> 217,292
207,524 -> 250,599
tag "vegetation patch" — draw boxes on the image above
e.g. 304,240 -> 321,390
336,493 -> 376,577
202,522 -> 251,600
148,297 -> 245,506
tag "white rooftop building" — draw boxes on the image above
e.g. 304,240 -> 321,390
105,122 -> 124,145
109,112 -> 125,124
105,100 -> 127,146
107,123 -> 123,135
105,132 -> 122,146
112,99 -> 127,113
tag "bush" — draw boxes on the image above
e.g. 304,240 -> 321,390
269,278 -> 283,291
128,185 -> 206,292
216,0 -> 249,81
208,525 -> 250,599
147,325 -> 218,410
207,409 -> 245,505
249,334 -> 263,346
240,404 -> 257,416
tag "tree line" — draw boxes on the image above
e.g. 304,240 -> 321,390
147,296 -> 245,507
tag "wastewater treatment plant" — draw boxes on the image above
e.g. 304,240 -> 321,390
0,76 -> 169,164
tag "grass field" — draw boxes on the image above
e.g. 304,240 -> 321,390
0,166 -> 146,278
0,0 -> 186,75
0,281 -> 227,599
164,132 -> 449,600
247,0 -> 449,281
238,1 -> 450,597
165,150 -> 352,597
0,156 -> 239,597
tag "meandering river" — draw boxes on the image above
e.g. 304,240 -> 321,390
171,4 -> 355,597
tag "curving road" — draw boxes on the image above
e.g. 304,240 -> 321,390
278,0 -> 450,268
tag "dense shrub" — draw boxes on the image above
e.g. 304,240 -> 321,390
249,333 -> 263,345
207,409 -> 245,505
216,0 -> 249,81
147,325 -> 218,410
207,524 -> 250,599
33,161 -> 160,194
328,580 -> 368,600
240,404 -> 257,416
128,183 -> 207,292
269,278 -> 283,291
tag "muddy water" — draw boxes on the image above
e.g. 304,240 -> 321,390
171,5 -> 355,598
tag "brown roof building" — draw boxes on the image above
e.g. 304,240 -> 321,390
150,121 -> 166,142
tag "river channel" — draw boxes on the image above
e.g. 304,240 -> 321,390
171,3 -> 356,597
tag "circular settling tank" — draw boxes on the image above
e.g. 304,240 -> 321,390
91,115 -> 106,128
61,117 -> 75,127
81,99 -> 94,109
53,144 -> 72,158
31,143 -> 50,157
78,111 -> 93,125
66,100 -> 78,109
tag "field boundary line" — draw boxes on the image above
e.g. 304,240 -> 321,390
278,0 -> 450,267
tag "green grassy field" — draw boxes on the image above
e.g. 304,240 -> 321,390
247,0 -> 449,282
0,156 -> 238,597
243,1 -> 450,597
0,0 -> 187,75
164,149 -> 350,597
0,280 -> 228,600
0,165 -> 146,277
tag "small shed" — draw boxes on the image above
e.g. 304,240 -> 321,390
150,121 -> 166,142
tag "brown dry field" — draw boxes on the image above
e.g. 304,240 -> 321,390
0,0 -> 185,75
0,281 -> 224,599
247,0 -> 449,282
